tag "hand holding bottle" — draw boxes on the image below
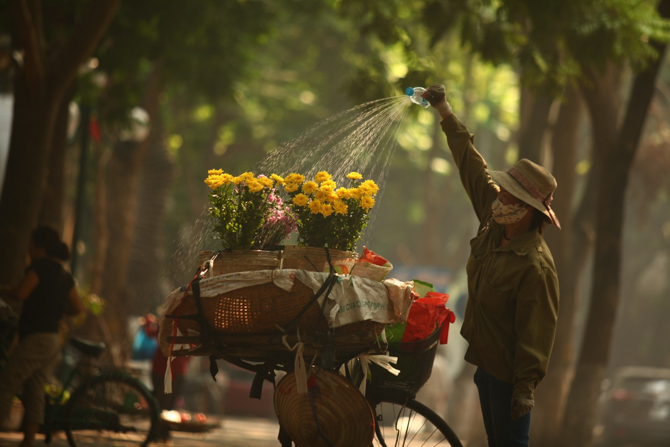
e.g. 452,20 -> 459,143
422,84 -> 453,119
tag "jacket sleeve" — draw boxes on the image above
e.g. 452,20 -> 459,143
440,114 -> 499,224
512,263 -> 559,401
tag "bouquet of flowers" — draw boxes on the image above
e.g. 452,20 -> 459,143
282,170 -> 379,252
205,170 -> 296,250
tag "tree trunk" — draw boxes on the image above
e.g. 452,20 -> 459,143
517,84 -> 555,163
127,107 -> 175,316
420,118 -> 450,265
560,3 -> 670,441
531,83 -> 584,446
0,75 -> 59,283
0,0 -> 120,286
38,87 -> 74,231
100,66 -> 162,344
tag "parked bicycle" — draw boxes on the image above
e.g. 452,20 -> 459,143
165,257 -> 463,447
1,335 -> 159,447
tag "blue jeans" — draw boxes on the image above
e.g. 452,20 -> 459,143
474,368 -> 531,447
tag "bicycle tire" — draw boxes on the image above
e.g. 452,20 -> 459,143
65,372 -> 158,447
371,397 -> 463,447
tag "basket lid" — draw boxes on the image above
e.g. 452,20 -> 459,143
274,370 -> 374,447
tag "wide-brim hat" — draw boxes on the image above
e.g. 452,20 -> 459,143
487,158 -> 561,229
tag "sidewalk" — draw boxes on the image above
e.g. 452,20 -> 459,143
0,416 -> 281,447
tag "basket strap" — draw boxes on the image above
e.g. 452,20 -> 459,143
249,361 -> 276,400
282,273 -> 338,334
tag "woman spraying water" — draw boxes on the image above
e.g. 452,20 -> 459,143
418,84 -> 560,447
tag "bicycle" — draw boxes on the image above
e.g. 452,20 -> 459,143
166,257 -> 463,447
1,334 -> 159,447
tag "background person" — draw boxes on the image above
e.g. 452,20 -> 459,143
423,84 -> 560,447
0,226 -> 85,447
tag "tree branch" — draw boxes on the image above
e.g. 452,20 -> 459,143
10,0 -> 46,87
49,0 -> 121,87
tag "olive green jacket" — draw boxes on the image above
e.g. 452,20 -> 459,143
441,114 -> 559,402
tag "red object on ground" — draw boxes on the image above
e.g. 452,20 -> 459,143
360,247 -> 389,266
402,291 -> 455,344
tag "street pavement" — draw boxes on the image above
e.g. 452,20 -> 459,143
0,416 -> 282,447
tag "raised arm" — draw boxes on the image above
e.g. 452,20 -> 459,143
423,85 -> 499,223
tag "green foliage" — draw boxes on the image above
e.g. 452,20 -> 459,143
94,0 -> 276,127
417,0 -> 670,92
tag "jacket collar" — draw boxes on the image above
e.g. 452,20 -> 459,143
492,224 -> 540,256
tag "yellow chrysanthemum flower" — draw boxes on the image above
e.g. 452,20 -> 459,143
350,188 -> 361,200
314,191 -> 328,202
327,192 -> 338,203
232,176 -> 245,185
270,174 -> 285,185
302,181 -> 319,194
240,171 -> 255,180
336,187 -> 351,199
314,171 -> 332,183
320,204 -> 334,217
285,173 -> 305,184
208,169 -> 224,175
221,173 -> 234,184
258,177 -> 273,188
319,183 -> 335,194
360,195 -> 375,210
360,180 -> 379,195
333,200 -> 348,215
284,183 -> 299,193
292,194 -> 309,207
346,172 -> 362,180
309,200 -> 322,214
204,177 -> 223,190
247,179 -> 264,193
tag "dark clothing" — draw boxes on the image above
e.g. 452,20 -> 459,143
474,368 -> 531,447
18,258 -> 74,340
440,115 -> 559,401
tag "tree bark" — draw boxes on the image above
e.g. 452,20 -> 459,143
0,0 -> 120,286
100,65 -> 162,342
37,87 -> 74,231
126,105 -> 174,316
531,83 -> 584,446
517,84 -> 555,163
560,2 -> 670,441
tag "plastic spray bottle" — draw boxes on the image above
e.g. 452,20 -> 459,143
405,87 -> 430,108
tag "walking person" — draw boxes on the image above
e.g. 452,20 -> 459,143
422,85 -> 560,446
0,226 -> 85,447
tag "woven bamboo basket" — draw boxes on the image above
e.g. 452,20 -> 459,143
172,279 -> 323,336
280,246 -> 357,273
197,250 -> 279,276
166,277 -> 387,359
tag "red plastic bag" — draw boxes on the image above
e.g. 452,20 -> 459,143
360,247 -> 389,266
401,292 -> 455,344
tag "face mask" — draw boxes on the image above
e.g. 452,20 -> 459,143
491,198 -> 529,225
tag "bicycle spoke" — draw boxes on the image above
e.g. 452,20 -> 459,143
372,399 -> 463,447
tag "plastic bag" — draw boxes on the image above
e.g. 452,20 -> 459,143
401,292 -> 455,344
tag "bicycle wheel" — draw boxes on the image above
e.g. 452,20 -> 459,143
65,372 -> 158,447
371,398 -> 463,447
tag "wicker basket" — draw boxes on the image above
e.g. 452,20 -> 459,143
197,250 -> 279,276
164,276 -> 387,360
280,246 -> 357,273
172,278 -> 325,336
